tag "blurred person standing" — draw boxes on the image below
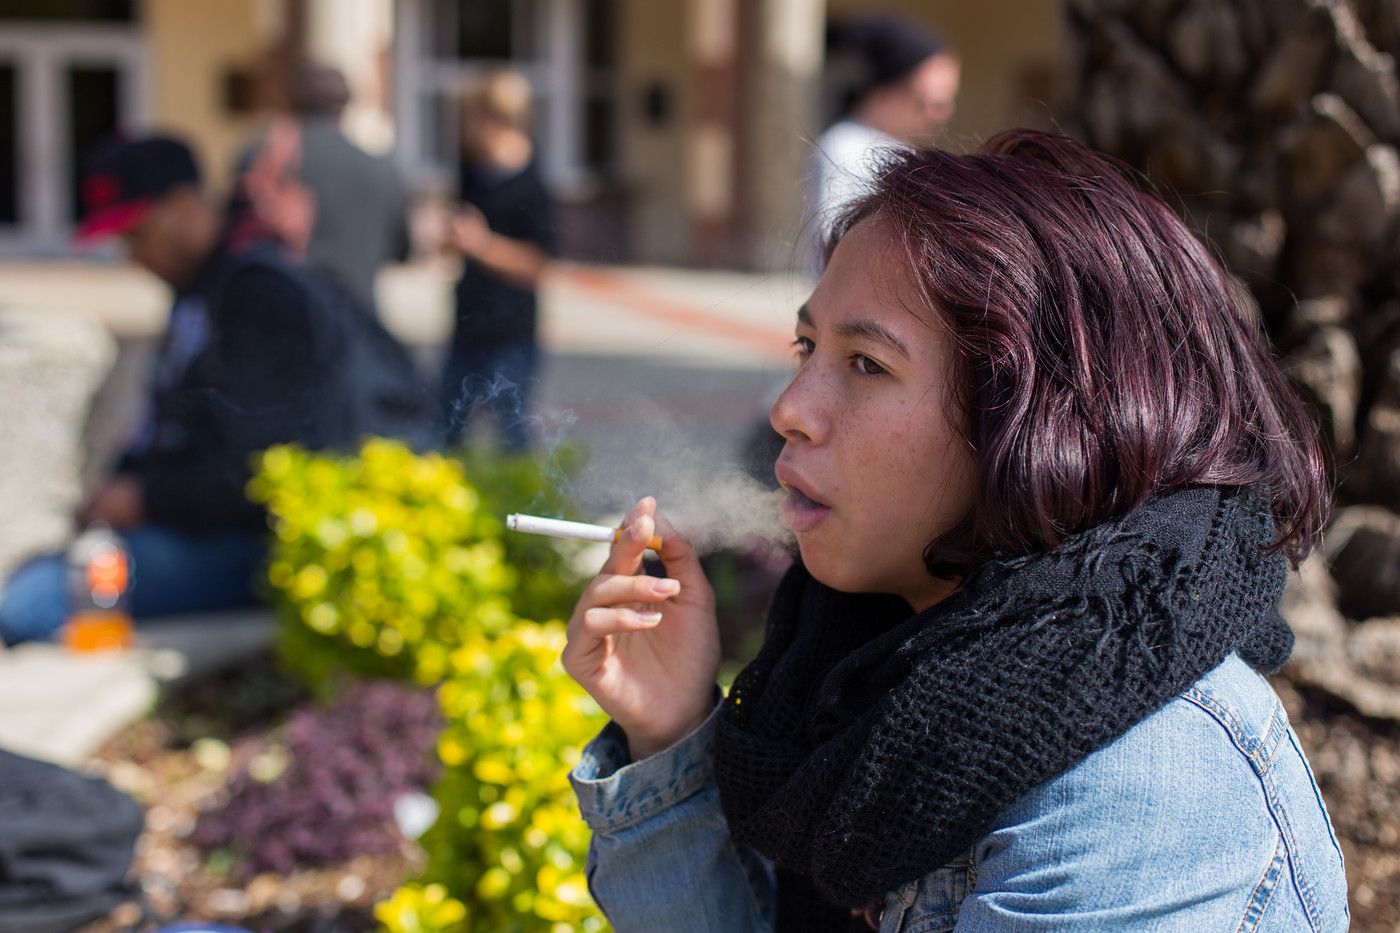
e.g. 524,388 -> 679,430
0,135 -> 412,645
250,62 -> 413,315
442,69 -> 556,451
807,14 -> 960,271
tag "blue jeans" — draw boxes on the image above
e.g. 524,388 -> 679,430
0,524 -> 266,645
440,340 -> 538,451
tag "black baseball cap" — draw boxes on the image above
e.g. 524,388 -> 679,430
75,135 -> 200,243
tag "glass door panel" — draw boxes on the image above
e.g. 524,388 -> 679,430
66,63 -> 119,221
0,64 -> 17,225
0,1 -> 134,22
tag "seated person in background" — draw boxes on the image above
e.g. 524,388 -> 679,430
0,135 -> 356,644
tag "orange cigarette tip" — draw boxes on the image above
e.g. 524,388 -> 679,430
613,529 -> 664,551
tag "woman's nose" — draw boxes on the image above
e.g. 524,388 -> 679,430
770,366 -> 827,444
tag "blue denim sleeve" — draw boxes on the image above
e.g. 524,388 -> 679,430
569,704 -> 775,933
950,656 -> 1348,933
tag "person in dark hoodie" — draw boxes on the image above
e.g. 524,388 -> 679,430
0,135 -> 362,644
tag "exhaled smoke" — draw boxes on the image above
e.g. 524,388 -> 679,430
466,370 -> 794,554
551,394 -> 793,554
662,468 -> 791,554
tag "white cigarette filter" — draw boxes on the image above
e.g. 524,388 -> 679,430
506,514 -> 664,551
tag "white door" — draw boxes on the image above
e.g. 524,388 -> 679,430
393,0 -> 619,198
0,24 -> 146,256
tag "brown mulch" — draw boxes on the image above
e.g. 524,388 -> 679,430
77,659 -> 421,933
1271,669 -> 1400,933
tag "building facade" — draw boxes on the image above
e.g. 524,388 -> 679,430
0,0 -> 1061,269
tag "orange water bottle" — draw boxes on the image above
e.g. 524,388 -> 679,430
61,522 -> 135,652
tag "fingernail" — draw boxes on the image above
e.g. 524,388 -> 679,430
637,611 -> 662,625
652,579 -> 680,596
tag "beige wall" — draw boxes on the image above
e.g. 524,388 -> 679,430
617,0 -> 1062,268
129,0 -> 1060,267
618,0 -> 825,270
616,0 -> 695,265
825,0 -> 1063,149
144,0 -> 270,191
739,0 -> 825,272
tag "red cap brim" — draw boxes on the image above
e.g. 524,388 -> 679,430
74,197 -> 155,244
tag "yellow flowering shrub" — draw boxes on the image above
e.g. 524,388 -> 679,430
375,883 -> 468,933
248,438 -> 585,692
249,439 -> 610,932
420,622 -> 608,933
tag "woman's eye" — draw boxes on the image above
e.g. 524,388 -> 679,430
792,336 -> 815,357
853,354 -> 887,375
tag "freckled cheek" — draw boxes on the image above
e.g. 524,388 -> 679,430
837,420 -> 913,510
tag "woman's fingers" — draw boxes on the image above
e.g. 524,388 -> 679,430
578,606 -> 662,640
563,599 -> 663,678
564,570 -> 679,664
585,571 -> 680,609
649,509 -> 714,606
600,500 -> 657,576
650,508 -> 697,570
560,497 -> 722,754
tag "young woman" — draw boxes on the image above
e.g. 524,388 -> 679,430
442,69 -> 554,450
562,130 -> 1349,932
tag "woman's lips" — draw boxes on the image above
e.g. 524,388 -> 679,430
777,479 -> 831,532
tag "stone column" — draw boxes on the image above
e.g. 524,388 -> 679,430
305,0 -> 396,153
687,0 -> 742,267
739,0 -> 825,273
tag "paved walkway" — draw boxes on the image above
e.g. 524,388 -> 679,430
0,257 -> 804,363
0,258 -> 810,765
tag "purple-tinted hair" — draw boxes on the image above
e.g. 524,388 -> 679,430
832,130 -> 1329,572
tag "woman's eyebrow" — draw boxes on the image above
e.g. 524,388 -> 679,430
797,304 -> 912,359
838,320 -> 912,359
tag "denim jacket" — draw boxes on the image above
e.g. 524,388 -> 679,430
570,653 -> 1349,932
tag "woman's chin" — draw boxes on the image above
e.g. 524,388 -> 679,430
797,548 -> 863,593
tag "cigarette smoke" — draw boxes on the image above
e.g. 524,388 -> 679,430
638,459 -> 790,554
446,367 -> 551,449
535,393 -> 794,554
450,358 -> 795,555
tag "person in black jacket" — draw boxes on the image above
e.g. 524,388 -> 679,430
0,136 -> 369,644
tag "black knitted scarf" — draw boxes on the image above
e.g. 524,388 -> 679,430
713,485 -> 1292,932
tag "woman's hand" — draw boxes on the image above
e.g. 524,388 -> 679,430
562,497 -> 720,760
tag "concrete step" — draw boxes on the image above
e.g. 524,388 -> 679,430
0,608 -> 276,767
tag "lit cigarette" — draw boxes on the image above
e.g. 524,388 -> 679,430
506,514 -> 663,551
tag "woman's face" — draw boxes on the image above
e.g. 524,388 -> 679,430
771,219 -> 974,611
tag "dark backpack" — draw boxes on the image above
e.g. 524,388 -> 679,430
218,246 -> 439,452
313,270 -> 440,450
0,749 -> 143,933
